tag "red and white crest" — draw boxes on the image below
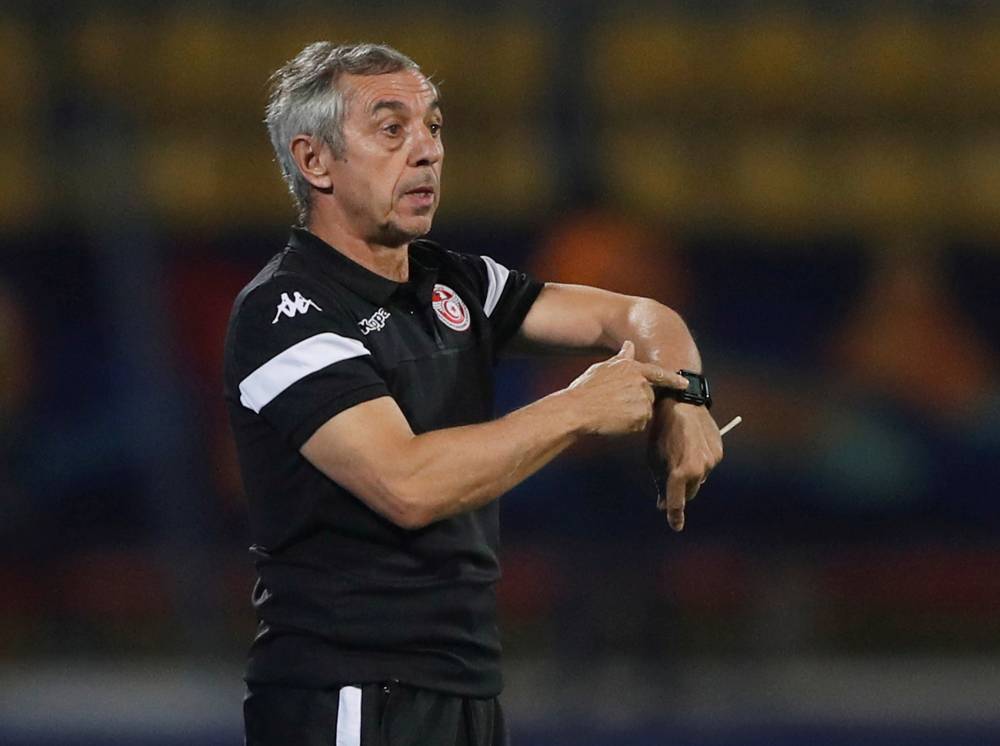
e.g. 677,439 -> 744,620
431,284 -> 470,331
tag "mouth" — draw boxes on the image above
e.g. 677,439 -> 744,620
402,184 -> 436,208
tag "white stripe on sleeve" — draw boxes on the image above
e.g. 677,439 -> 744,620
335,685 -> 362,746
238,332 -> 370,413
480,255 -> 511,318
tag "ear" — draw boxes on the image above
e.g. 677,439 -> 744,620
289,135 -> 333,191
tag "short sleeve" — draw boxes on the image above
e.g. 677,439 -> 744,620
226,279 -> 390,449
461,254 -> 544,353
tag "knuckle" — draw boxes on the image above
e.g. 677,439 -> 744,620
675,467 -> 698,482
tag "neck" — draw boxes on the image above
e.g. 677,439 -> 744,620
307,211 -> 409,282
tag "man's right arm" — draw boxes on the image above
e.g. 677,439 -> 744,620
301,341 -> 688,529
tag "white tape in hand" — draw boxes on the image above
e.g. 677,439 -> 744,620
719,416 -> 743,437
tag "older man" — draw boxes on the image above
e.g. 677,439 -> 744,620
225,42 -> 722,746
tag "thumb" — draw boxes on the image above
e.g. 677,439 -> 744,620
616,340 -> 635,360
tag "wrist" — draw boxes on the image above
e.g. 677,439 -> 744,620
549,387 -> 592,436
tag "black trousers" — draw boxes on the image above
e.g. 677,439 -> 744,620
244,681 -> 509,746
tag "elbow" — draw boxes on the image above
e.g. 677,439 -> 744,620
389,501 -> 433,531
381,482 -> 435,531
630,297 -> 684,326
627,298 -> 691,342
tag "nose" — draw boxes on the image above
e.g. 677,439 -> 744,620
408,124 -> 443,168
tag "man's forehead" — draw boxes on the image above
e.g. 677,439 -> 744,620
341,70 -> 439,113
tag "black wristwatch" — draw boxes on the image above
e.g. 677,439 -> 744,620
668,370 -> 712,409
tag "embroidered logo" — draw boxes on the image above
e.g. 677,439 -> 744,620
272,292 -> 321,324
431,284 -> 470,332
358,308 -> 391,335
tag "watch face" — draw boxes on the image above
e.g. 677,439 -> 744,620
687,377 -> 704,396
678,371 -> 710,406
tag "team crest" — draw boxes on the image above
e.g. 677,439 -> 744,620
431,284 -> 470,331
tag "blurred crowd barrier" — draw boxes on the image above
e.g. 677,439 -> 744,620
1,2 -> 999,744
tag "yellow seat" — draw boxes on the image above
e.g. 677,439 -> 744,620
600,126 -> 698,222
0,135 -> 42,229
71,14 -> 153,108
838,14 -> 944,114
730,132 -> 820,231
0,18 -> 39,126
149,10 -> 276,122
953,136 -> 1000,235
831,134 -> 937,230
141,132 -> 290,227
436,126 -> 554,220
591,15 -> 704,112
729,14 -> 828,115
946,18 -> 1000,116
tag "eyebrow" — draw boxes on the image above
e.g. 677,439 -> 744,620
370,99 -> 443,117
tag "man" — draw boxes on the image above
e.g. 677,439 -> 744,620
225,42 -> 723,746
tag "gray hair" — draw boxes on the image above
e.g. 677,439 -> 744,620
265,42 -> 426,223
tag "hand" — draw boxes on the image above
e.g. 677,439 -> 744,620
650,400 -> 724,531
566,340 -> 690,436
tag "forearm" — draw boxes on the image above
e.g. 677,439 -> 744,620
515,285 -> 702,373
387,389 -> 583,527
604,297 -> 701,374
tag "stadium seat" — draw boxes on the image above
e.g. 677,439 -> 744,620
0,135 -> 42,229
838,14 -> 945,114
71,13 -> 152,106
730,132 -> 820,230
600,126 -> 697,221
140,133 -> 291,226
831,134 -> 937,230
728,14 -> 828,116
0,19 -> 41,228
591,15 -> 710,113
953,135 -> 1000,234
435,127 -> 554,220
947,18 -> 1000,115
0,18 -> 38,125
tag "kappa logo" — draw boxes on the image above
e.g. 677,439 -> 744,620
272,291 -> 322,324
358,308 -> 391,335
431,284 -> 470,331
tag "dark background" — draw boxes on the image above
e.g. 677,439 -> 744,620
1,1 -> 999,744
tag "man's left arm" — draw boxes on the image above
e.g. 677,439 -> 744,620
510,282 -> 724,531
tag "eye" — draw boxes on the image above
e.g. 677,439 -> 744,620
383,123 -> 402,136
429,122 -> 442,137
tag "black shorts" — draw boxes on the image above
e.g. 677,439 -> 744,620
244,681 -> 509,746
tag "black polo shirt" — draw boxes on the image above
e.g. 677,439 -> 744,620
224,227 -> 543,697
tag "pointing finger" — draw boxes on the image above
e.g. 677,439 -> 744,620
637,363 -> 688,389
663,472 -> 687,532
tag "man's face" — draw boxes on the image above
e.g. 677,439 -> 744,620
327,69 -> 443,246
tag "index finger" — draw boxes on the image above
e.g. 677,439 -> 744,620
663,472 -> 687,532
638,364 -> 689,390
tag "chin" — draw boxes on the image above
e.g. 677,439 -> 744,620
409,215 -> 434,237
377,216 -> 433,247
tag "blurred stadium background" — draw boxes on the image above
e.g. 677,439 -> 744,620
2,1 -> 1000,744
